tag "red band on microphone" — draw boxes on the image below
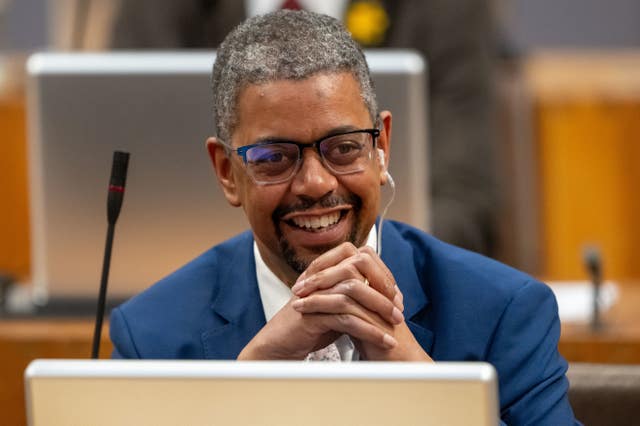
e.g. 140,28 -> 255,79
109,185 -> 125,193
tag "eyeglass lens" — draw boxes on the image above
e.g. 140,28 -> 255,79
244,132 -> 373,183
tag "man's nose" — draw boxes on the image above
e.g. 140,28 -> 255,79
290,149 -> 338,198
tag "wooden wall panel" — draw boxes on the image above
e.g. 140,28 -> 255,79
528,51 -> 640,280
536,101 -> 640,279
0,94 -> 30,279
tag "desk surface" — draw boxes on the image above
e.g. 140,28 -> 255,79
560,282 -> 640,364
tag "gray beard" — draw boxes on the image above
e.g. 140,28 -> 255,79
279,221 -> 361,274
271,193 -> 364,274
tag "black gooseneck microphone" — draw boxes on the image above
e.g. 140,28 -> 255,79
92,151 -> 130,358
583,246 -> 603,332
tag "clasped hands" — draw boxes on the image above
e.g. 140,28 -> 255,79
238,242 -> 432,361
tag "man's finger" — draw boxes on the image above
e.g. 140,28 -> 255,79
357,246 -> 401,308
315,313 -> 398,350
292,259 -> 365,297
293,251 -> 397,303
292,280 -> 403,325
296,242 -> 358,284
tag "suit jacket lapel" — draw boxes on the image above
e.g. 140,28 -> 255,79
201,233 -> 266,359
381,222 -> 435,355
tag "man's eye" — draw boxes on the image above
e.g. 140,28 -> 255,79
249,147 -> 289,164
329,141 -> 362,156
337,143 -> 358,154
261,152 -> 284,163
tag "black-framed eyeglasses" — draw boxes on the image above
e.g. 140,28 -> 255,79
217,128 -> 380,185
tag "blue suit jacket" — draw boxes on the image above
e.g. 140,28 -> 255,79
110,221 -> 578,424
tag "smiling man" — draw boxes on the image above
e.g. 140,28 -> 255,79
109,10 -> 578,424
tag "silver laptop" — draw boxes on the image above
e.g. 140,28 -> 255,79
25,360 -> 497,426
26,51 -> 429,303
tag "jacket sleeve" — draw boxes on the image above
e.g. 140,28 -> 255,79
109,306 -> 141,359
488,279 -> 580,425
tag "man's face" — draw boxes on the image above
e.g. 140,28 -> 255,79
210,72 -> 391,286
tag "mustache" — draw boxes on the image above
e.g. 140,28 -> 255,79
272,193 -> 361,221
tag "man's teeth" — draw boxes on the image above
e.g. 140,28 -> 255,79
291,212 -> 341,230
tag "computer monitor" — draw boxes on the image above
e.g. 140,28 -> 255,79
25,360 -> 498,426
26,51 -> 429,304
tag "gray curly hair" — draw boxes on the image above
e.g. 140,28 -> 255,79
211,9 -> 377,142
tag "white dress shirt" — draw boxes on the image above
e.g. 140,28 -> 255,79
254,225 -> 378,361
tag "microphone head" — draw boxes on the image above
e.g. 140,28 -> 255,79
110,151 -> 130,189
583,245 -> 602,275
107,151 -> 130,225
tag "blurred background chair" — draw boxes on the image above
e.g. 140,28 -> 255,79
568,363 -> 640,426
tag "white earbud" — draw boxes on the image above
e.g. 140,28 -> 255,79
377,148 -> 394,186
377,148 -> 385,168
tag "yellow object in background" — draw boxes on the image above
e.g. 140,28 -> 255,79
345,0 -> 389,47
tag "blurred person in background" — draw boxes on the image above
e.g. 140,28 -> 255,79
108,0 -> 499,257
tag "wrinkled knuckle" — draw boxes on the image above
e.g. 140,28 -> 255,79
360,246 -> 376,256
310,271 -> 325,284
384,279 -> 395,294
337,294 -> 352,309
307,258 -> 319,270
348,254 -> 366,272
307,256 -> 323,272
335,280 -> 354,296
385,269 -> 395,281
343,279 -> 357,294
339,242 -> 357,254
354,252 -> 368,265
346,262 -> 360,277
337,313 -> 352,326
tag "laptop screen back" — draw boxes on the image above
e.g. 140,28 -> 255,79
25,360 -> 498,426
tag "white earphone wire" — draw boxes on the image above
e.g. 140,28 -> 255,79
376,148 -> 395,256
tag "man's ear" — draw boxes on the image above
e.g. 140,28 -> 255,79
377,110 -> 392,185
206,137 -> 241,207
